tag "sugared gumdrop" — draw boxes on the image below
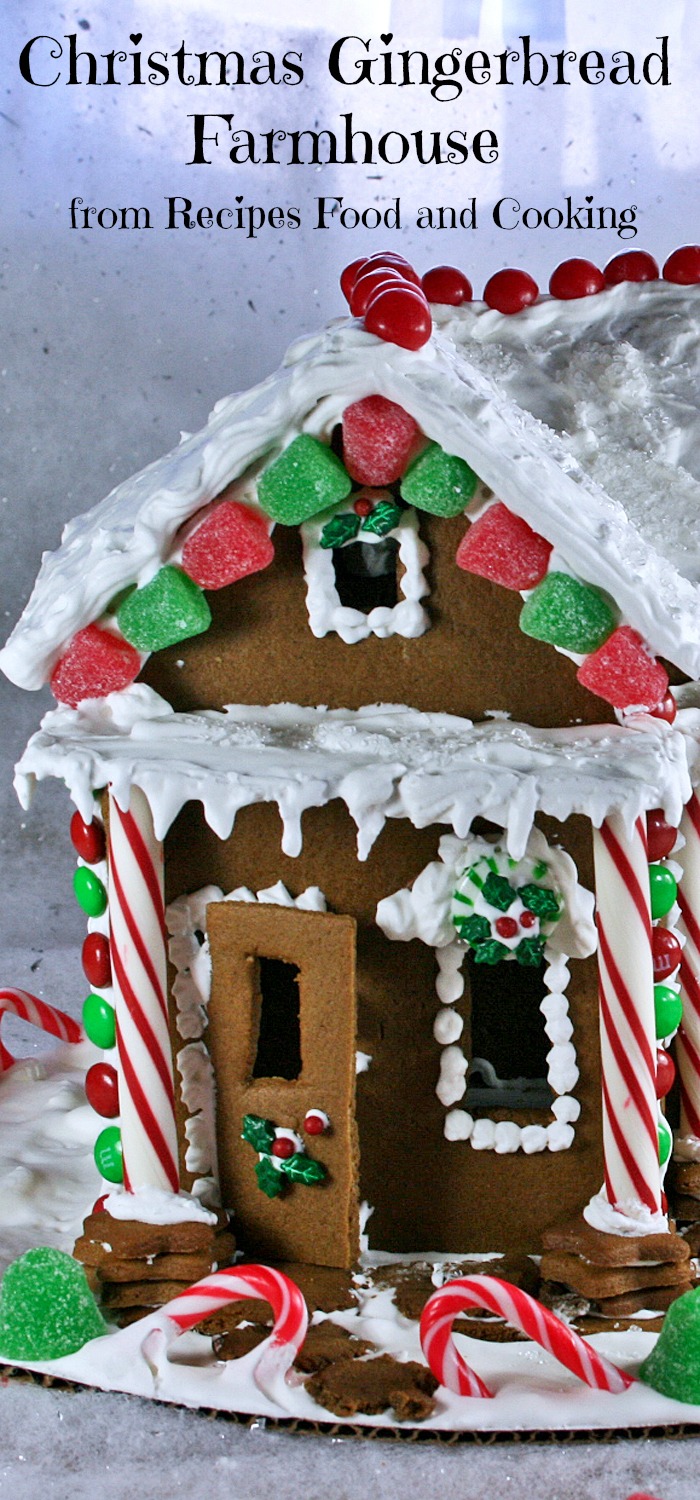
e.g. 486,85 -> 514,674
257,434 -> 352,525
50,624 -> 141,708
639,1287 -> 700,1404
456,502 -> 552,590
181,500 -> 274,590
520,573 -> 615,654
117,566 -> 211,652
0,1247 -> 108,1360
342,395 -> 420,486
577,626 -> 669,711
401,441 -> 478,517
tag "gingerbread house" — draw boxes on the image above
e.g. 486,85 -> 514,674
3,254 -> 700,1329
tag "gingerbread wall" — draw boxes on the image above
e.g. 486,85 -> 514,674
144,506 -> 614,730
165,800 -> 604,1260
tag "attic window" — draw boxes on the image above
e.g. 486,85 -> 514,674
302,506 -> 430,644
333,537 -> 399,612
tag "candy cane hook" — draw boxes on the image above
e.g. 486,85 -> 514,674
0,988 -> 83,1072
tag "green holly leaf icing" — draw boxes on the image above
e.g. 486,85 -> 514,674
255,1156 -> 284,1197
453,914 -> 492,946
279,1153 -> 327,1185
515,937 -> 546,967
242,1114 -> 276,1154
480,872 -> 516,912
361,499 -> 402,537
320,512 -> 361,549
472,939 -> 510,965
519,885 -> 561,920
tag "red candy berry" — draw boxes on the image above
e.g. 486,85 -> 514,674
495,916 -> 519,939
70,811 -> 106,865
304,1110 -> 329,1135
271,1136 -> 295,1159
483,269 -> 539,315
456,503 -> 552,591
646,809 -> 677,863
655,1046 -> 676,1099
364,285 -> 432,350
85,1062 -> 120,1119
181,500 -> 274,591
576,627 -> 669,712
353,494 -> 374,517
663,245 -> 700,284
343,395 -> 420,486
649,690 -> 677,724
652,926 -> 682,982
82,931 -> 112,989
549,259 -> 605,300
340,257 -> 369,304
604,251 -> 659,285
50,624 -> 142,708
519,910 -> 537,929
350,266 -> 406,317
421,266 -> 473,306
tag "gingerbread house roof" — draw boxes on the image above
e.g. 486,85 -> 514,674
2,279 -> 699,691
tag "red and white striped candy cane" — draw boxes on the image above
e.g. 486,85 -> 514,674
0,988 -> 83,1072
675,791 -> 700,1145
420,1276 -> 633,1398
108,786 -> 179,1194
592,814 -> 661,1216
158,1264 -> 308,1394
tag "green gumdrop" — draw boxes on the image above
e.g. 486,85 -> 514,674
400,442 -> 478,517
0,1247 -> 108,1361
658,1115 -> 673,1166
654,983 -> 683,1040
83,992 -> 116,1050
94,1125 -> 123,1183
639,1288 -> 700,1404
520,573 -> 616,654
118,566 -> 211,652
74,866 -> 107,918
650,863 -> 678,920
258,435 -> 352,525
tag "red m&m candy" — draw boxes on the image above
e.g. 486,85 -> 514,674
82,932 -> 112,989
85,1062 -> 119,1119
70,812 -> 106,864
483,269 -> 538,315
646,809 -> 677,863
652,926 -> 682,982
655,1047 -> 676,1099
549,259 -> 605,300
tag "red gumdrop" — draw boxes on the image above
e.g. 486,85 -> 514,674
549,258 -> 605,299
364,285 -> 432,350
495,916 -> 518,938
340,257 -> 369,304
652,925 -> 682,982
50,624 -> 142,708
646,808 -> 677,863
271,1136 -> 295,1159
663,245 -> 700,284
483,269 -> 539,315
421,266 -> 473,305
70,811 -> 106,864
350,266 -> 406,317
93,1194 -> 109,1214
181,501 -> 274,591
85,1062 -> 120,1119
576,627 -> 669,712
649,690 -> 677,724
365,252 -> 422,286
82,931 -> 112,989
655,1046 -> 676,1100
455,503 -> 552,591
342,395 -> 420,486
604,250 -> 659,285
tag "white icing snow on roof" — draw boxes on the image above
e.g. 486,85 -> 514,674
15,685 -> 691,862
2,280 -> 700,690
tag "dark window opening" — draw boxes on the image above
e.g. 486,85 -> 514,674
464,955 -> 553,1112
333,537 -> 399,613
252,957 -> 301,1080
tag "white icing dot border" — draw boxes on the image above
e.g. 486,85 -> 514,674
301,506 -> 430,644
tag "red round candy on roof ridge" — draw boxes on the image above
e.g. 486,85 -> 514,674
549,259 -> 605,300
422,266 -> 473,305
364,284 -> 432,350
365,252 -> 422,287
483,269 -> 539,315
663,245 -> 700,284
350,266 -> 406,317
340,257 -> 368,304
604,250 -> 659,285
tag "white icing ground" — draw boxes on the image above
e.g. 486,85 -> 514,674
3,283 -> 700,690
103,1187 -> 217,1226
14,686 -> 691,864
583,1190 -> 670,1238
2,1038 -> 700,1432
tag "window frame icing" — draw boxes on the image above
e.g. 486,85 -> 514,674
301,505 -> 430,644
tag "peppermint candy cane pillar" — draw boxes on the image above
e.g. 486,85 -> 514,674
675,790 -> 700,1151
108,786 -> 180,1193
591,814 -> 662,1219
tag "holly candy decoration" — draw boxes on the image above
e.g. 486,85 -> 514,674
663,245 -> 700,284
456,503 -> 552,591
483,268 -> 538,314
117,566 -> 211,653
363,283 -> 433,350
401,441 -> 478,517
74,866 -> 108,918
652,925 -> 682,982
549,258 -> 605,299
604,250 -> 659,285
258,434 -> 352,525
520,573 -> 615,655
181,501 -> 274,590
242,1114 -> 326,1198
577,626 -> 669,712
452,848 -> 561,966
342,395 -> 420,486
70,812 -> 105,865
82,931 -> 112,989
421,266 -> 473,305
50,624 -> 141,708
646,809 -> 677,863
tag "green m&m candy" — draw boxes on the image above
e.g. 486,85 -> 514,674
658,1114 -> 673,1167
649,863 -> 678,920
83,993 -> 116,1050
74,865 -> 107,918
654,983 -> 683,1040
94,1125 -> 123,1184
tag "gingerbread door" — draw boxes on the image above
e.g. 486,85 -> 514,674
205,902 -> 359,1268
